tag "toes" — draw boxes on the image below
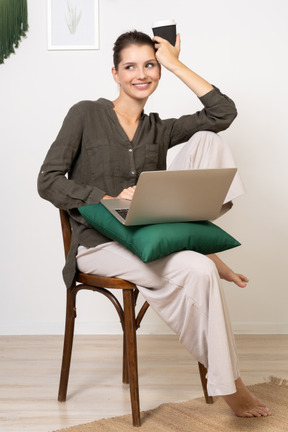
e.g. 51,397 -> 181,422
264,407 -> 272,416
241,412 -> 254,418
249,406 -> 271,417
237,405 -> 272,418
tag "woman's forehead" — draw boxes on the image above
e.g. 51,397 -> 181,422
119,44 -> 156,63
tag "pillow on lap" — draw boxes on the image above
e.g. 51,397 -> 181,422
78,203 -> 240,263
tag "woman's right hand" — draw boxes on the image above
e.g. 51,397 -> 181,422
103,186 -> 136,201
153,34 -> 181,72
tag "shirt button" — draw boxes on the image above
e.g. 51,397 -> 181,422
129,149 -> 132,152
131,171 -> 135,175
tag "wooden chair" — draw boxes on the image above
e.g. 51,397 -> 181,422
57,209 -> 213,427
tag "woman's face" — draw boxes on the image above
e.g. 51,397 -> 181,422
112,44 -> 161,102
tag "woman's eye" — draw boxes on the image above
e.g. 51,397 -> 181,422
125,65 -> 134,70
146,63 -> 154,68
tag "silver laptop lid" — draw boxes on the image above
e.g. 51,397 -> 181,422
101,168 -> 237,226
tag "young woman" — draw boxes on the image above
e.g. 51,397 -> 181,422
38,30 -> 271,417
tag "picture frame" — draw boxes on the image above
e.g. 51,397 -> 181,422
47,0 -> 99,50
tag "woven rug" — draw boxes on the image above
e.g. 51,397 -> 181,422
53,378 -> 288,432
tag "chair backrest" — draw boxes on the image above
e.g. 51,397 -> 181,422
59,209 -> 72,260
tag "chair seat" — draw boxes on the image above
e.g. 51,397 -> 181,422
77,272 -> 136,289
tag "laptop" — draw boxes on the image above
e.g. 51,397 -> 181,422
101,168 -> 237,226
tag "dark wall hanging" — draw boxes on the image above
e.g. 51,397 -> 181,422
0,0 -> 28,64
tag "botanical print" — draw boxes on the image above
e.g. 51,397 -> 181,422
48,0 -> 99,50
65,1 -> 82,35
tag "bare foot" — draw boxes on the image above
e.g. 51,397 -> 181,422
222,378 -> 271,417
222,270 -> 249,288
207,254 -> 249,288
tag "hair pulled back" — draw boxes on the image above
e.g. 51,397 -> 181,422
113,30 -> 156,70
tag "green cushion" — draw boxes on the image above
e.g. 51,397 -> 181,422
78,203 -> 240,262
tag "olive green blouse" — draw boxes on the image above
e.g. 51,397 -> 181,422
38,87 -> 237,287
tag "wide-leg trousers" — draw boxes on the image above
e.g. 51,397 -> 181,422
76,132 -> 245,396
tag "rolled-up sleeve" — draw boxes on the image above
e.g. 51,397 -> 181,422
198,86 -> 237,131
166,86 -> 237,147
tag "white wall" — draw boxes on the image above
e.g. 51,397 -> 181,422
0,0 -> 287,335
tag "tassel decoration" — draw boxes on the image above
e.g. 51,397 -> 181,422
0,0 -> 28,64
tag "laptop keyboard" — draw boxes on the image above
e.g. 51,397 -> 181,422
115,209 -> 129,220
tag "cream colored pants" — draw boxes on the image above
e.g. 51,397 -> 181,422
76,132 -> 245,396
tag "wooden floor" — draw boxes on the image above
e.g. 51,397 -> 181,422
1,334 -> 287,432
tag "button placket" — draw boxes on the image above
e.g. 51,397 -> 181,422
128,146 -> 136,178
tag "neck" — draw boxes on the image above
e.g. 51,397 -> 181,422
113,95 -> 146,123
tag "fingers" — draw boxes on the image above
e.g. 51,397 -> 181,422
153,34 -> 181,62
153,33 -> 180,47
117,186 -> 136,200
153,35 -> 166,45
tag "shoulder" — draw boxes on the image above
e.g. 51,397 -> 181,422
143,111 -> 163,124
71,98 -> 113,114
63,99 -> 114,125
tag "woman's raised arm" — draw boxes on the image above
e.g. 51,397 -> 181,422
153,34 -> 214,97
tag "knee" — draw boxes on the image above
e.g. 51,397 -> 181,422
193,255 -> 218,281
180,253 -> 218,287
190,131 -> 223,148
185,256 -> 220,304
182,131 -> 224,156
192,131 -> 220,141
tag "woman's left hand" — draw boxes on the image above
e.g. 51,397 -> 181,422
153,34 -> 181,71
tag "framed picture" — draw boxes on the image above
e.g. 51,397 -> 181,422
47,0 -> 99,50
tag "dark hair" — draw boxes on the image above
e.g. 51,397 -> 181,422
113,30 -> 156,70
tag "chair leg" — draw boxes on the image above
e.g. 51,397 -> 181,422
58,287 -> 76,402
198,362 -> 213,404
123,290 -> 141,427
122,332 -> 129,384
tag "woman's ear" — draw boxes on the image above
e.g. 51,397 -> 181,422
112,67 -> 120,84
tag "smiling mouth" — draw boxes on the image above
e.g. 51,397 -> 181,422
132,82 -> 151,88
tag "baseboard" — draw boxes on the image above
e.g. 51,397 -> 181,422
0,321 -> 173,335
232,322 -> 288,334
1,321 -> 288,335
